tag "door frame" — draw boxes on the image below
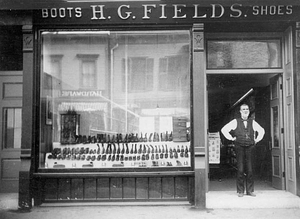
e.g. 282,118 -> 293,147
206,71 -> 281,191
205,30 -> 297,194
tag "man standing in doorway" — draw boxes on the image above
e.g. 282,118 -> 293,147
221,103 -> 265,197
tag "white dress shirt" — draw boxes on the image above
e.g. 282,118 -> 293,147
221,119 -> 265,143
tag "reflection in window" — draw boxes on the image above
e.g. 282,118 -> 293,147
82,60 -> 96,89
159,55 -> 189,91
3,108 -> 22,149
40,30 -> 191,169
123,57 -> 154,92
77,54 -> 99,90
207,40 -> 281,69
50,55 -> 62,90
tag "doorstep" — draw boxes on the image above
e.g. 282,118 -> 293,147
206,190 -> 300,209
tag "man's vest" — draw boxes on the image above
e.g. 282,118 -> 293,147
234,118 -> 255,147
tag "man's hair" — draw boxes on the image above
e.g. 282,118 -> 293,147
240,103 -> 249,110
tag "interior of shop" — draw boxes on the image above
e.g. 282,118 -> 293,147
207,73 -> 278,191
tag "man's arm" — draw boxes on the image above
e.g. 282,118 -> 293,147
221,119 -> 237,141
253,120 -> 265,143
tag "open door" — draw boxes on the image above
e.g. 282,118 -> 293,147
282,27 -> 297,194
270,74 -> 285,190
270,27 -> 297,193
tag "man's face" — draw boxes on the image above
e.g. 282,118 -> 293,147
240,105 -> 250,118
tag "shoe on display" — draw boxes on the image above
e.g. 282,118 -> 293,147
82,135 -> 87,144
117,144 -> 120,154
155,154 -> 159,160
86,155 -> 91,161
174,152 -> 178,159
176,160 -> 182,166
149,133 -> 153,142
151,154 -> 154,160
130,144 -> 133,154
146,145 -> 151,154
97,144 -> 100,154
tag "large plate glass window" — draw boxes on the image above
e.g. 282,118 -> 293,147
39,30 -> 191,169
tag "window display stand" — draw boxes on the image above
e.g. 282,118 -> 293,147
45,141 -> 190,168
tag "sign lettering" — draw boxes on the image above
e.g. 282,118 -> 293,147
38,2 -> 294,23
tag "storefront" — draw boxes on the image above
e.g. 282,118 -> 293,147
1,0 -> 300,210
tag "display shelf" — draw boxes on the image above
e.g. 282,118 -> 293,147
45,142 -> 190,168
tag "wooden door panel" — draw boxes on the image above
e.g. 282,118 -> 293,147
97,178 -> 109,199
149,177 -> 162,199
84,178 -> 96,200
71,178 -> 83,200
123,177 -> 136,199
0,75 -> 22,193
270,75 -> 284,190
283,27 -> 297,194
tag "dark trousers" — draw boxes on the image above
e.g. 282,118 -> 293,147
235,145 -> 254,194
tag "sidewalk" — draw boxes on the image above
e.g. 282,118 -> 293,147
1,193 -> 300,219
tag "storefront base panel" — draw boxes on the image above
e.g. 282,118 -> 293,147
33,172 -> 194,205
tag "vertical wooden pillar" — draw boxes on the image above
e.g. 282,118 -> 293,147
192,23 -> 207,209
18,24 -> 34,210
295,22 -> 300,197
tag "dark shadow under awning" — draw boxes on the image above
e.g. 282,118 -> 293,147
2,0 -> 300,10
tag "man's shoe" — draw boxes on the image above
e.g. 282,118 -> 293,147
247,192 -> 256,197
238,193 -> 244,197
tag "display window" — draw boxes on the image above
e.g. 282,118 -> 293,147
39,30 -> 191,169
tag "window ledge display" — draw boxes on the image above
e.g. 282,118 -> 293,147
45,141 -> 190,168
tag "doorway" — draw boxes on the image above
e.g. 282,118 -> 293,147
207,73 -> 278,192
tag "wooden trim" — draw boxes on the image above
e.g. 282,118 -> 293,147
206,69 -> 283,74
33,171 -> 194,178
205,32 -> 284,39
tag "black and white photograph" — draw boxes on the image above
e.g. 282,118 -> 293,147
0,1 -> 300,219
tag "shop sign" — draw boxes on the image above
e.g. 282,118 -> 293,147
33,1 -> 299,24
61,90 -> 103,97
58,102 -> 107,112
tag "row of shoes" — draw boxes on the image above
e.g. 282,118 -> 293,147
48,151 -> 189,161
52,144 -> 190,156
70,132 -> 175,144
